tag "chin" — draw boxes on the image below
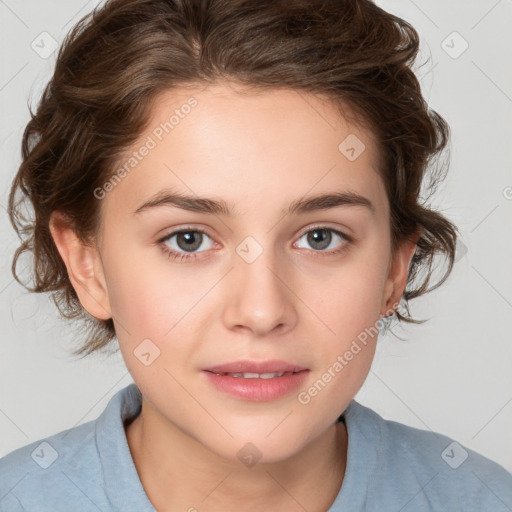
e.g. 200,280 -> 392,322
202,429 -> 309,467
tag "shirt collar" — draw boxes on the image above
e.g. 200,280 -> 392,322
95,383 -> 156,511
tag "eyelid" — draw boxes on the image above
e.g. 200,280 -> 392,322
157,225 -> 214,243
296,222 -> 351,238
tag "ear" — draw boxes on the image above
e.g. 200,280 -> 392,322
49,211 -> 112,321
380,229 -> 421,316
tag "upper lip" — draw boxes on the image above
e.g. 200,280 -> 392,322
203,360 -> 308,374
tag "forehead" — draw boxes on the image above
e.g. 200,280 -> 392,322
141,81 -> 381,166
102,82 -> 387,222
155,82 -> 377,144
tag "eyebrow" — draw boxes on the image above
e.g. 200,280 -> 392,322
133,189 -> 375,216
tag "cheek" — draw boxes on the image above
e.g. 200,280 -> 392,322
101,229 -> 174,322
297,274 -> 384,425
304,248 -> 389,400
104,267 -> 170,336
318,256 -> 388,343
102,238 -> 219,372
320,281 -> 381,381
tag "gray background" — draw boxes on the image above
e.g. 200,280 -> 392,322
1,0 -> 511,472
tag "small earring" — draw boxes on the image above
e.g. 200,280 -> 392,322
380,308 -> 396,319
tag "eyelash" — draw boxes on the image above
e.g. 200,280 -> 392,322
157,225 -> 352,262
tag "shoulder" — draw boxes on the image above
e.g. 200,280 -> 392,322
0,384 -> 143,512
0,418 -> 105,511
342,401 -> 512,511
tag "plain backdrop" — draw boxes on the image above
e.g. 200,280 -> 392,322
1,0 -> 511,473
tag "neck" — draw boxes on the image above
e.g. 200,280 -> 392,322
125,399 -> 348,512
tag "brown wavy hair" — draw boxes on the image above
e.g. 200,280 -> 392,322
8,0 -> 458,358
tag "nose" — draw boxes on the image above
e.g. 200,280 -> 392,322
222,244 -> 298,337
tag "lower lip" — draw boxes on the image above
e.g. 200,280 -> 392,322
202,370 -> 310,401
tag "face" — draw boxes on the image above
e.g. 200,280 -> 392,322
75,82 -> 410,463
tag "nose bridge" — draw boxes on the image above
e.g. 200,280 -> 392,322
222,235 -> 296,335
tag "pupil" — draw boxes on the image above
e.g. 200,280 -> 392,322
177,231 -> 202,252
308,229 -> 331,250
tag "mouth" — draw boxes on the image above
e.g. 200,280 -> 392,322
202,360 -> 309,401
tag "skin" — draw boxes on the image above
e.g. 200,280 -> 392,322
50,81 -> 418,512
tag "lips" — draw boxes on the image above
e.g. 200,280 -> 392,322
202,360 -> 310,400
202,362 -> 310,401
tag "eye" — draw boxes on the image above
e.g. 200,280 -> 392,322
158,228 -> 215,262
157,225 -> 352,263
294,226 -> 350,254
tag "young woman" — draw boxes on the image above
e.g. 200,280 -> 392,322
2,0 -> 511,510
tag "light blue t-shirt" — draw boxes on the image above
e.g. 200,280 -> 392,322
1,383 -> 511,511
